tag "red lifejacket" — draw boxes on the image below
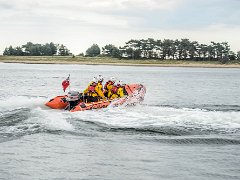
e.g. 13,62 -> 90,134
88,82 -> 97,92
111,86 -> 118,94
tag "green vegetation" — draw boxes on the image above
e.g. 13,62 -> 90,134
2,38 -> 240,64
3,42 -> 70,56
102,44 -> 121,58
86,44 -> 100,57
115,39 -> 239,63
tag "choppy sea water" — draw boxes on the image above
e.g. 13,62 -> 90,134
0,63 -> 240,180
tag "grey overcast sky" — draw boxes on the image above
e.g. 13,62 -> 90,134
0,0 -> 239,54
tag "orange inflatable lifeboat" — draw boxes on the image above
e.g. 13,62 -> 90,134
45,84 -> 146,112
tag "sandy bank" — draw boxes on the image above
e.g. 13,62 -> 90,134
0,57 -> 240,68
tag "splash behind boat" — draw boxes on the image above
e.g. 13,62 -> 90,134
45,84 -> 146,112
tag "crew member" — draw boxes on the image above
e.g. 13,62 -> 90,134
116,80 -> 125,98
109,80 -> 125,99
96,75 -> 106,100
104,77 -> 116,98
83,77 -> 98,102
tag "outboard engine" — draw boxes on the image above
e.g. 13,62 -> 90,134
65,91 -> 81,110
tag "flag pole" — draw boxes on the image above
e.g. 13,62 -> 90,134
68,74 -> 71,92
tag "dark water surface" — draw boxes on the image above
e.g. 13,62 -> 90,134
0,63 -> 240,179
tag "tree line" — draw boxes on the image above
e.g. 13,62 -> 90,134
3,39 -> 240,62
100,38 -> 240,63
3,42 -> 71,56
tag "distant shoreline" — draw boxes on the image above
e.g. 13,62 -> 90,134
1,56 -> 240,68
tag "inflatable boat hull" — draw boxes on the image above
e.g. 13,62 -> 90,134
45,95 -> 68,109
45,84 -> 146,112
